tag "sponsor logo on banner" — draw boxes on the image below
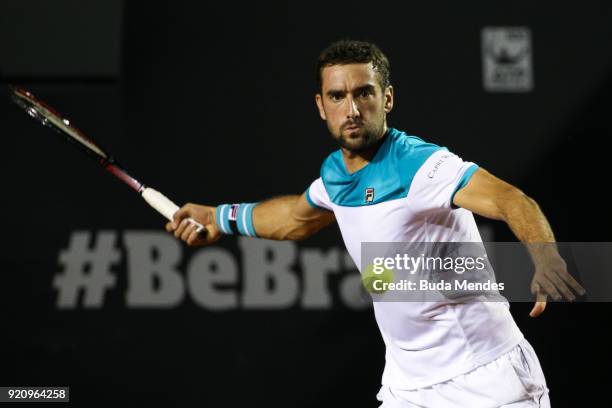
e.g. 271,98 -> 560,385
482,27 -> 533,92
52,231 -> 370,311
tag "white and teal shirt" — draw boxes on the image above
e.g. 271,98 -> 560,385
306,128 -> 524,389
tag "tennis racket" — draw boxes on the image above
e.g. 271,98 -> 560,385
9,85 -> 205,235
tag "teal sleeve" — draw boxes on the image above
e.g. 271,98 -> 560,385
450,164 -> 479,209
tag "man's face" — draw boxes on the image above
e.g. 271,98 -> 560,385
316,62 -> 393,153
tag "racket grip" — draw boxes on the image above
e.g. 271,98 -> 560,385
141,187 -> 205,233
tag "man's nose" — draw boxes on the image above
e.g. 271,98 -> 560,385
346,96 -> 360,118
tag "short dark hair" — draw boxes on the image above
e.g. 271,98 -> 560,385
316,39 -> 391,91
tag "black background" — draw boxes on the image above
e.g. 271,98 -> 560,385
1,1 -> 611,407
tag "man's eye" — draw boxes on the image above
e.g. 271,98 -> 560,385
330,94 -> 343,101
359,89 -> 373,97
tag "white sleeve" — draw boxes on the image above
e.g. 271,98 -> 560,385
409,149 -> 479,212
305,177 -> 333,211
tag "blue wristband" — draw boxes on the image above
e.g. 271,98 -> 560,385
216,203 -> 258,237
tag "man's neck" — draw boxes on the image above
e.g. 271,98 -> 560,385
342,126 -> 389,175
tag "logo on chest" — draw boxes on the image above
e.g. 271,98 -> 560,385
365,187 -> 375,203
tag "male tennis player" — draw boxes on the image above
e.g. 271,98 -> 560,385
167,40 -> 584,407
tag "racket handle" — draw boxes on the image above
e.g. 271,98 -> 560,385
141,187 -> 205,233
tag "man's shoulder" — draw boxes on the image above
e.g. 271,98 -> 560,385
387,128 -> 446,163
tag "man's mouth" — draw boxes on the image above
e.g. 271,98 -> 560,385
344,124 -> 362,131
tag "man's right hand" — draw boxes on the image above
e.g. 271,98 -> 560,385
166,203 -> 221,246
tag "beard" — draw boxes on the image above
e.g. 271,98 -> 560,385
332,117 -> 386,153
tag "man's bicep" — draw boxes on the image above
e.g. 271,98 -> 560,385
294,192 -> 335,228
452,167 -> 517,220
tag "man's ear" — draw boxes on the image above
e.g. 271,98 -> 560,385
315,93 -> 327,121
384,86 -> 394,113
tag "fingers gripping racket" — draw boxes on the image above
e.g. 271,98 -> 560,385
9,86 -> 205,235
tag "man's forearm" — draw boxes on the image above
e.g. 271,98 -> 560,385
501,192 -> 554,242
251,195 -> 301,240
500,189 -> 585,303
500,191 -> 559,262
452,168 -> 584,307
252,195 -> 331,241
